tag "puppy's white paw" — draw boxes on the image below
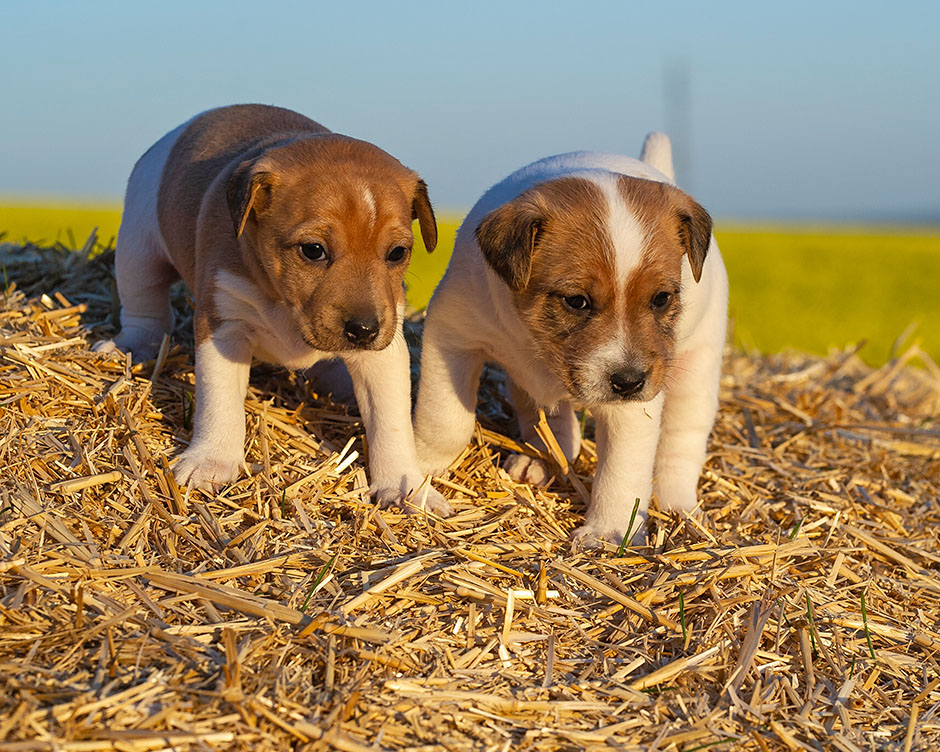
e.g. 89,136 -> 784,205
92,334 -> 160,363
173,447 -> 244,493
503,453 -> 552,486
409,484 -> 454,518
569,515 -> 648,552
93,339 -> 120,356
372,477 -> 454,517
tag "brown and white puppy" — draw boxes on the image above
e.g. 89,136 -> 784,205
413,135 -> 728,546
97,104 -> 449,513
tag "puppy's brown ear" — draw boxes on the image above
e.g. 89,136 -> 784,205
474,197 -> 542,291
412,179 -> 437,252
674,196 -> 712,283
411,178 -> 437,253
227,160 -> 275,238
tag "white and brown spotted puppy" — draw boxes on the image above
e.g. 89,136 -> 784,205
97,104 -> 450,514
413,134 -> 728,547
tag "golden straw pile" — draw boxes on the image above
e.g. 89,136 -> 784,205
1,240 -> 939,751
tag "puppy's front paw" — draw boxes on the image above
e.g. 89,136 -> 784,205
173,447 -> 244,493
569,515 -> 648,553
407,484 -> 454,518
503,453 -> 552,486
372,477 -> 454,518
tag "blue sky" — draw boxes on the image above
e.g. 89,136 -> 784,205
2,0 -> 938,220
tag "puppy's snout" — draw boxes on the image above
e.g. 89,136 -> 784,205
609,368 -> 647,398
343,316 -> 380,345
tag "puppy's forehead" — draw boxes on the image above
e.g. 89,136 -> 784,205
546,173 -> 681,285
527,176 -> 615,277
532,174 -> 649,286
269,139 -> 415,245
527,172 -> 686,310
271,135 -> 411,176
593,174 -> 649,285
325,181 -> 412,252
616,175 -> 686,281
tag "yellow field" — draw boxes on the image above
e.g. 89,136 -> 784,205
715,226 -> 940,363
2,202 -> 938,363
0,201 -> 123,251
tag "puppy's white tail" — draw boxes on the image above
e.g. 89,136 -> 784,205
639,132 -> 675,182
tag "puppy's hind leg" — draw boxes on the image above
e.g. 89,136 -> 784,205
96,132 -> 180,362
102,228 -> 178,362
503,379 -> 581,486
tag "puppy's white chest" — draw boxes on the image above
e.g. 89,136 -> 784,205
213,270 -> 326,369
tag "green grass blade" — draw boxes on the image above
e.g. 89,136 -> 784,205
301,551 -> 338,613
616,497 -> 642,556
788,518 -> 803,539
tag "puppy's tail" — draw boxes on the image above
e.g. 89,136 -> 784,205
639,132 -> 675,183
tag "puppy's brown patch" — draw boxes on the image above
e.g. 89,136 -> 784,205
477,172 -> 712,403
476,177 -> 623,396
158,105 -> 328,287
155,105 -> 436,353
234,138 -> 431,351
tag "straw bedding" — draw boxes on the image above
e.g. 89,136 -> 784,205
1,238 -> 939,751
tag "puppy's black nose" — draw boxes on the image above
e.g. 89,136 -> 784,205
343,317 -> 379,345
609,368 -> 646,398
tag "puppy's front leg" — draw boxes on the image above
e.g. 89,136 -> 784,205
412,315 -> 485,476
571,395 -> 664,549
344,332 -> 452,517
654,343 -> 723,513
174,321 -> 252,491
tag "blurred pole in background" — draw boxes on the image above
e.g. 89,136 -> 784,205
664,59 -> 692,190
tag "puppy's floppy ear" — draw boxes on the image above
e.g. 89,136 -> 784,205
412,178 -> 437,252
674,194 -> 712,283
474,196 -> 542,291
227,160 -> 276,239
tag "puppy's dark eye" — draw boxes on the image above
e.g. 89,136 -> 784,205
299,243 -> 327,261
651,291 -> 672,310
563,294 -> 591,312
386,246 -> 408,263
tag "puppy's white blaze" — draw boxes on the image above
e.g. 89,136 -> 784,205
594,175 -> 648,288
361,183 -> 376,223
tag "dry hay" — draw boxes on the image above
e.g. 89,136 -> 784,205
1,239 -> 939,752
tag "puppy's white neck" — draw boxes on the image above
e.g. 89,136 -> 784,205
213,269 -> 328,369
